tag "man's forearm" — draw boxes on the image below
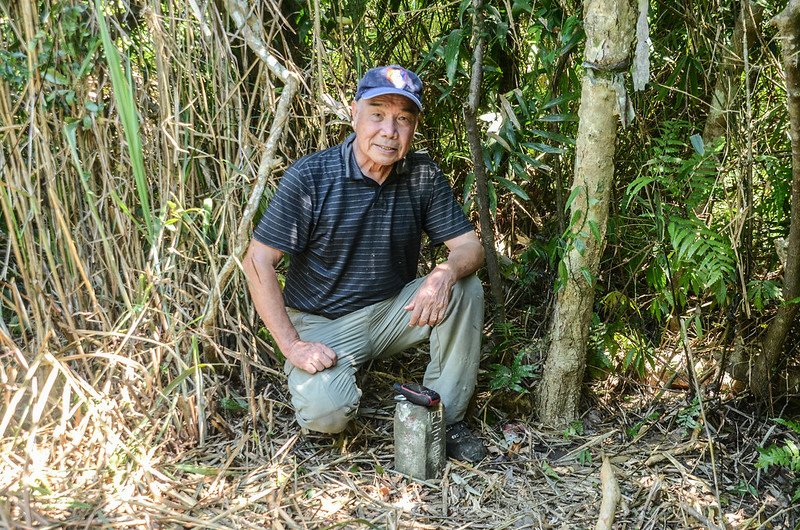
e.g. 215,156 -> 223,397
436,239 -> 484,286
243,252 -> 299,353
244,242 -> 338,373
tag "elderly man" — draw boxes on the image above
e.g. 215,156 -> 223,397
243,65 -> 486,462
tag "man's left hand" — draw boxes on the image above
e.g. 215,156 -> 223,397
404,266 -> 455,327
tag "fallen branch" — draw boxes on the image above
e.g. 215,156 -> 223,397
595,455 -> 621,530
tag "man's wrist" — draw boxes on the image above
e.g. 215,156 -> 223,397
433,262 -> 458,286
277,335 -> 301,356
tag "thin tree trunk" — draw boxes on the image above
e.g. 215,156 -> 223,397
702,2 -> 763,145
703,2 -> 763,296
537,0 -> 636,427
465,0 -> 506,323
752,0 -> 800,400
203,0 -> 300,331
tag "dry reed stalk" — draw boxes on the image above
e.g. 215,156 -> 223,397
1,0 -> 314,523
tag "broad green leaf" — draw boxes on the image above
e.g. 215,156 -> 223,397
488,132 -> 514,152
499,94 -> 521,130
444,29 -> 463,84
690,134 -> 705,155
496,176 -> 530,200
44,68 -> 69,85
542,91 -> 580,110
526,142 -> 564,155
565,185 -> 583,212
588,220 -> 601,242
458,0 -> 471,23
528,129 -> 575,145
537,113 -> 578,123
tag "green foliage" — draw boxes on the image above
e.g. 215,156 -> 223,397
562,420 -> 583,439
587,293 -> 655,379
488,349 -> 537,393
626,411 -> 661,439
676,398 -> 701,433
757,418 -> 800,502
623,121 -> 736,322
220,395 -> 248,412
95,0 -> 153,243
667,216 -> 736,304
748,279 -> 783,312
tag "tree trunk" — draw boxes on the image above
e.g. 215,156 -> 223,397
465,0 -> 506,323
537,0 -> 636,427
752,0 -> 800,400
702,2 -> 764,145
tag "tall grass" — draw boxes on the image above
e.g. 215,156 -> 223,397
95,0 -> 154,244
0,0 -> 314,524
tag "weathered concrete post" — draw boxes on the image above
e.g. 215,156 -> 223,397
394,399 -> 445,480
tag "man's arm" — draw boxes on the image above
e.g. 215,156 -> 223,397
243,239 -> 337,374
404,230 -> 484,327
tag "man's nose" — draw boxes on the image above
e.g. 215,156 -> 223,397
381,119 -> 399,137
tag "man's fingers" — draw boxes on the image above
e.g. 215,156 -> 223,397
407,305 -> 423,326
289,341 -> 338,373
321,353 -> 336,368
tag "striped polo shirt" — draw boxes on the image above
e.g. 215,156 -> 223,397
253,134 -> 474,319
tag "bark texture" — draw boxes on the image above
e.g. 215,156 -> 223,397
465,0 -> 506,323
752,0 -> 800,399
537,0 -> 635,427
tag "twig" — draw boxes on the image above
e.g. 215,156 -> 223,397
681,502 -> 724,530
678,318 -> 722,513
556,430 -> 619,463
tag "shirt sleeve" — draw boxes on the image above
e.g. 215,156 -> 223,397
252,165 -> 313,255
423,167 -> 474,245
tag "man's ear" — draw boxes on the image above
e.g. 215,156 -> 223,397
350,101 -> 358,125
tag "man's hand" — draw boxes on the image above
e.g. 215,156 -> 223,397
285,339 -> 338,374
404,266 -> 456,327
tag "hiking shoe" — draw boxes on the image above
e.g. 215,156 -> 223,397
445,421 -> 487,463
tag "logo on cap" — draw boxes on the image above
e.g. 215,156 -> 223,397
386,67 -> 412,90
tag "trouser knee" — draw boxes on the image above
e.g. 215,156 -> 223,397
451,275 -> 484,306
288,365 -> 361,434
297,404 -> 355,434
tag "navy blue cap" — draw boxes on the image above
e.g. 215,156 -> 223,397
355,65 -> 423,111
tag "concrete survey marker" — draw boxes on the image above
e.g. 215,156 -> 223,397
394,399 -> 445,480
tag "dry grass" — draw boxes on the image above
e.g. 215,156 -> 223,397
2,350 -> 797,528
1,1 -> 798,528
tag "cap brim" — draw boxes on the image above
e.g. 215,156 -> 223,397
360,87 -> 423,111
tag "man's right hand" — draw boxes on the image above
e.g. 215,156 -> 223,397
285,339 -> 337,374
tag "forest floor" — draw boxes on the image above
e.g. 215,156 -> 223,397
3,347 -> 799,529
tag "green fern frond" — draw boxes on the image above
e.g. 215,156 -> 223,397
757,441 -> 800,473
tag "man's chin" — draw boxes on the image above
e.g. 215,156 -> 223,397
369,154 -> 401,167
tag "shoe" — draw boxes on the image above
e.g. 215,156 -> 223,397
445,421 -> 487,462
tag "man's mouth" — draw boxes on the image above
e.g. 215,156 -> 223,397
374,144 -> 398,153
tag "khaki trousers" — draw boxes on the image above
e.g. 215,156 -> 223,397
284,275 -> 484,433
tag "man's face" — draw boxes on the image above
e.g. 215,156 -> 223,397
351,94 -> 418,174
